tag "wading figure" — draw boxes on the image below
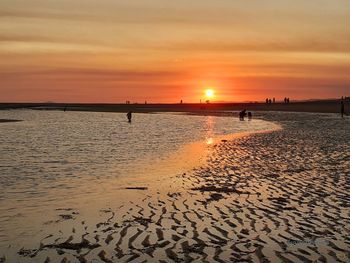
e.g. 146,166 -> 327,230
127,111 -> 132,123
248,112 -> 252,120
239,109 -> 247,120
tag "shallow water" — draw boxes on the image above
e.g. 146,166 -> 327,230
0,110 -> 277,248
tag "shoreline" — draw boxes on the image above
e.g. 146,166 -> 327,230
131,121 -> 282,188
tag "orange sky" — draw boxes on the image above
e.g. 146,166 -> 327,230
1,0 -> 350,103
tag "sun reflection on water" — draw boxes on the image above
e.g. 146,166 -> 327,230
205,116 -> 214,145
206,137 -> 214,145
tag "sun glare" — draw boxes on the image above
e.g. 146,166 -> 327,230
205,89 -> 214,98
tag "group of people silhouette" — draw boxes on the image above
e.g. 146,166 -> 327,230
239,109 -> 252,121
283,97 -> 290,103
265,98 -> 274,104
265,97 -> 290,104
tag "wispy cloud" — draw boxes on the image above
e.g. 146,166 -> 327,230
145,38 -> 350,54
0,68 -> 185,82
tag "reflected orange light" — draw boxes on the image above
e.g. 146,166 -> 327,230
206,137 -> 214,145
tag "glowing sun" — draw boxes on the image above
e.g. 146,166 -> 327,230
205,89 -> 215,98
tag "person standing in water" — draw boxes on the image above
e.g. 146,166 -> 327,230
341,101 -> 345,118
248,112 -> 252,120
239,109 -> 247,120
127,111 -> 132,123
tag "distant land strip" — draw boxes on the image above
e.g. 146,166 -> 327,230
0,99 -> 348,114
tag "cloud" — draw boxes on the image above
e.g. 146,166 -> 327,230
0,68 -> 185,82
0,10 -> 94,22
0,33 -> 73,44
148,39 -> 350,54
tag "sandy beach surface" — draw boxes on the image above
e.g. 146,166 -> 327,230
1,112 -> 349,263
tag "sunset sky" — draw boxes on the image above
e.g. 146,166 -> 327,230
1,0 -> 349,103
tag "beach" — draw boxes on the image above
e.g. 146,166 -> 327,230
1,110 -> 348,262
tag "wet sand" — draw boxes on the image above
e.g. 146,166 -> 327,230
2,112 -> 350,262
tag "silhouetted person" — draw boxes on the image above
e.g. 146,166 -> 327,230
248,112 -> 252,120
341,101 -> 345,118
266,98 -> 269,104
273,98 -> 275,103
268,99 -> 272,104
127,111 -> 132,123
239,109 -> 247,120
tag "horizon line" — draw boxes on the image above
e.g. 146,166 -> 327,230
0,97 -> 347,105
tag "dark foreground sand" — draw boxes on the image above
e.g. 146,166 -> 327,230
2,112 -> 350,263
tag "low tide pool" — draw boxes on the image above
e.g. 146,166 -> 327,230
0,109 -> 279,251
